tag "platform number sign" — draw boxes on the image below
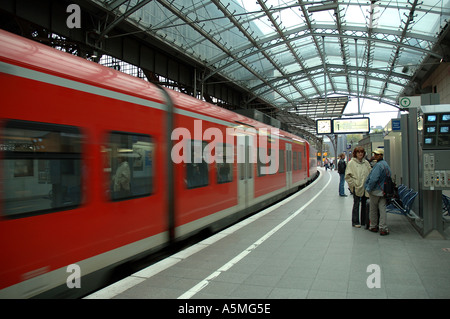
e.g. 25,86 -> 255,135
400,98 -> 411,108
399,96 -> 420,109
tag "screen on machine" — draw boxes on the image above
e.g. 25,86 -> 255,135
423,113 -> 450,148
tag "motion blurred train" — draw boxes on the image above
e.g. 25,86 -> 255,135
0,29 -> 318,298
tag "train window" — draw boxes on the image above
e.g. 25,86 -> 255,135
257,147 -> 266,177
186,140 -> 209,189
293,152 -> 298,170
238,144 -> 245,181
216,143 -> 233,184
298,151 -> 302,170
278,150 -> 285,173
1,120 -> 82,218
106,132 -> 154,201
246,145 -> 253,179
286,150 -> 292,172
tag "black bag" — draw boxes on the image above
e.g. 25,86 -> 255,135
338,159 -> 346,174
383,175 -> 397,203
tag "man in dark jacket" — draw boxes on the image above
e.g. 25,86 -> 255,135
364,148 -> 392,236
338,153 -> 347,197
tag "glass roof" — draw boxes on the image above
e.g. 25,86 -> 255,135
91,0 -> 449,124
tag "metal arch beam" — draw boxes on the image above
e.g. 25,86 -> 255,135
334,1 -> 352,96
346,0 -> 450,16
297,0 -> 333,98
204,25 -> 441,83
155,0 -> 292,108
83,0 -> 446,117
154,1 -> 256,77
106,0 -> 130,11
248,63 -> 410,97
185,13 -> 267,53
212,0 -> 309,105
361,0 -> 377,98
379,0 -> 419,101
208,23 -> 439,67
99,0 -> 153,40
257,0 -> 321,98
248,78 -> 406,106
209,0 -> 305,107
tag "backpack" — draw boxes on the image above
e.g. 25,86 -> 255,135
338,159 -> 346,174
383,168 -> 397,203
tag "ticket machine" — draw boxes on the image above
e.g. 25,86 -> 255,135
418,104 -> 450,238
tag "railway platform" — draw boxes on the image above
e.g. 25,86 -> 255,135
85,167 -> 450,299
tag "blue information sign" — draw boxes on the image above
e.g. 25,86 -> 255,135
392,119 -> 401,131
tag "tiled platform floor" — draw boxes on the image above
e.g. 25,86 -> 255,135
86,168 -> 450,299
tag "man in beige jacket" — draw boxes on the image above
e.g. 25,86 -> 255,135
345,146 -> 372,228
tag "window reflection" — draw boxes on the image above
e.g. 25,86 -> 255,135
2,120 -> 82,217
105,132 -> 154,200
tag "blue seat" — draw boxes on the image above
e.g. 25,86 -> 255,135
397,188 -> 412,207
398,185 -> 408,199
387,188 -> 418,216
443,194 -> 450,216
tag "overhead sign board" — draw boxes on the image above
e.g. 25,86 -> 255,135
333,117 -> 370,134
316,118 -> 370,134
399,96 -> 421,109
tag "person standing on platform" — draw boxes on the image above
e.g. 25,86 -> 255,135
345,147 -> 371,228
364,148 -> 391,235
337,153 -> 347,197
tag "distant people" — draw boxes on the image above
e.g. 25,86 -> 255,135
337,153 -> 347,197
113,154 -> 131,199
364,148 -> 391,235
345,147 -> 371,228
324,158 -> 329,171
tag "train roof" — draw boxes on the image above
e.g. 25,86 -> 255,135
0,29 -> 308,145
0,29 -> 165,107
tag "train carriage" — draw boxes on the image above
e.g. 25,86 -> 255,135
0,29 -> 317,298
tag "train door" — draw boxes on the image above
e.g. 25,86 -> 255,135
237,134 -> 254,209
286,143 -> 292,188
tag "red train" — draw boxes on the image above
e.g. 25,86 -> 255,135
0,29 -> 318,298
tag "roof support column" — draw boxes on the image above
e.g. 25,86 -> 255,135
323,36 -> 327,114
354,38 -> 361,114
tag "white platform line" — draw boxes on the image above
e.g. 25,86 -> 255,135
178,171 -> 331,299
85,170 -> 326,299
